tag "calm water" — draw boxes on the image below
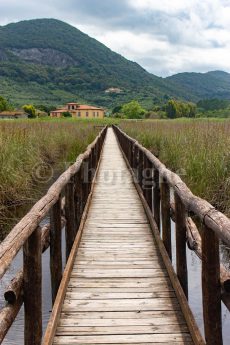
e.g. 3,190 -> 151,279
0,216 -> 230,344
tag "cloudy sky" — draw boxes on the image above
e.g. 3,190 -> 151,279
1,0 -> 230,76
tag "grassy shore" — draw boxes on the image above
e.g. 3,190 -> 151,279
0,118 -> 110,233
120,119 -> 230,217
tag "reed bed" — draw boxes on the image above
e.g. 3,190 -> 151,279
120,119 -> 230,217
0,119 -> 100,234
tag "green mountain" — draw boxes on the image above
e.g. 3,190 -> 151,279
0,18 -> 230,109
0,18 -> 179,108
167,71 -> 230,101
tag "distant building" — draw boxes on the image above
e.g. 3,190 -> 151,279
50,102 -> 105,119
105,87 -> 123,94
0,111 -> 28,119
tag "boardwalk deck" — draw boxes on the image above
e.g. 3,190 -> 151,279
52,128 -> 193,344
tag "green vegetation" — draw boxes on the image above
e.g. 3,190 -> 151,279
167,71 -> 230,100
120,119 -> 230,217
22,104 -> 36,118
122,101 -> 146,119
0,96 -> 12,111
165,100 -> 196,118
0,118 -> 108,236
1,19 -> 230,110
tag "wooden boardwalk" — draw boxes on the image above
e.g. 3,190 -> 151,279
52,128 -> 193,344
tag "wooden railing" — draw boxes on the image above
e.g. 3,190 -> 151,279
0,126 -> 107,344
113,125 -> 230,345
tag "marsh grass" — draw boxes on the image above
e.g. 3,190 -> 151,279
121,119 -> 230,217
0,118 -> 106,232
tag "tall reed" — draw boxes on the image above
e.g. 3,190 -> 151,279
0,119 -> 100,233
121,119 -> 230,217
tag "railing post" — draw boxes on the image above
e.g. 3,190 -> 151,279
161,178 -> 172,260
133,144 -> 139,182
74,170 -> 82,230
138,149 -> 144,190
23,226 -> 42,345
174,192 -> 188,298
50,196 -> 62,304
153,168 -> 161,230
65,177 -> 76,261
143,156 -> 153,210
202,225 -> 223,345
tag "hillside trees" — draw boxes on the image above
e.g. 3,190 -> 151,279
0,96 -> 12,111
121,100 -> 146,119
165,100 -> 197,118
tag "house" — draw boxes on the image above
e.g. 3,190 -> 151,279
0,111 -> 28,119
105,87 -> 123,94
50,102 -> 105,119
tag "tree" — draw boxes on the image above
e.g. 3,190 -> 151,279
122,100 -> 146,119
23,104 -> 36,118
165,100 -> 197,119
0,96 -> 12,112
165,100 -> 177,119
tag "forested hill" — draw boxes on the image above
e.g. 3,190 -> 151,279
167,71 -> 230,100
0,18 -> 176,107
0,18 -> 230,108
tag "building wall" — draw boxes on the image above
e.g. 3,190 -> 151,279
50,109 -> 104,118
72,110 -> 104,119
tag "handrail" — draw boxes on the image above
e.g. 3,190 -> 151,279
113,125 -> 230,345
0,126 -> 107,344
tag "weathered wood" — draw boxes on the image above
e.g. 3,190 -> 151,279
4,219 -> 65,304
113,126 -> 230,246
0,297 -> 23,343
170,202 -> 230,293
130,170 -> 205,345
65,178 -> 76,260
144,156 -> 153,210
50,196 -> 63,304
45,129 -> 197,345
23,226 -> 42,345
161,179 -> 171,260
202,225 -> 223,345
153,168 -> 161,230
0,127 -> 107,280
174,192 -> 188,299
42,134 -> 103,345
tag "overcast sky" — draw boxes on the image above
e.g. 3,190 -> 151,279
1,0 -> 230,76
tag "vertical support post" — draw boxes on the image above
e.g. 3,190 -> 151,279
138,149 -> 144,190
65,177 -> 76,261
145,158 -> 153,211
74,170 -> 82,230
133,145 -> 139,183
161,179 -> 172,260
50,196 -> 62,304
23,227 -> 42,345
174,192 -> 188,298
153,168 -> 161,230
202,225 -> 223,345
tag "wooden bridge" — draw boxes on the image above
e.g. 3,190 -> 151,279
0,126 -> 230,345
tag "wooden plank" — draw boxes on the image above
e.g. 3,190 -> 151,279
65,291 -> 175,298
53,333 -> 192,344
62,298 -> 180,312
68,277 -> 173,288
59,310 -> 185,320
56,324 -> 189,335
45,128 -> 195,345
